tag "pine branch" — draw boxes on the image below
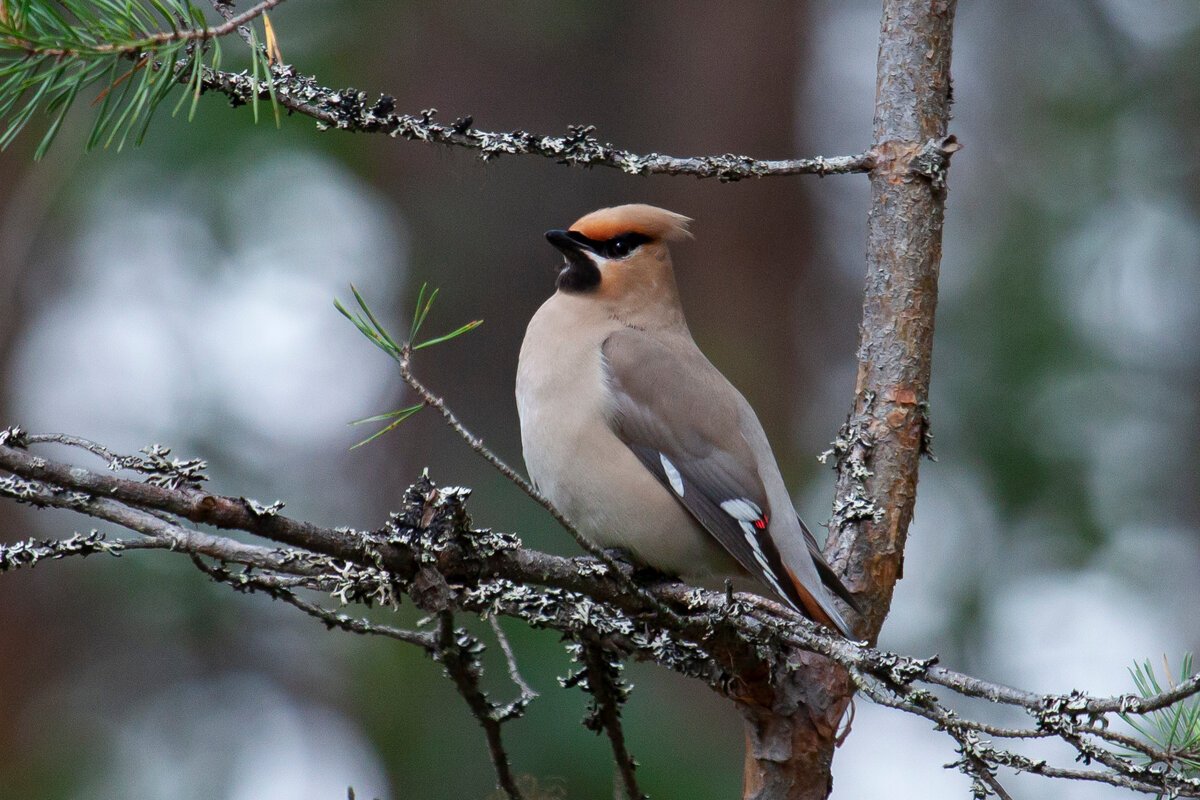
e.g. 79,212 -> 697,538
0,0 -> 283,155
3,0 -> 283,58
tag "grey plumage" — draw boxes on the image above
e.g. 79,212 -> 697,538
516,204 -> 856,636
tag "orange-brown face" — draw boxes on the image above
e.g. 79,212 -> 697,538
544,204 -> 691,296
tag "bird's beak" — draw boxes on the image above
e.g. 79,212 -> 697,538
546,229 -> 601,290
545,229 -> 593,256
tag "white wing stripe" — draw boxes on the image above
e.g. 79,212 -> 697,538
717,500 -> 794,606
659,453 -> 685,497
740,523 -> 770,567
739,520 -> 787,598
720,498 -> 762,521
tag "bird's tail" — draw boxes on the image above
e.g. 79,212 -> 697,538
784,566 -> 855,638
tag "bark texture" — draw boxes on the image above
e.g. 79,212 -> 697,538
739,1 -> 959,797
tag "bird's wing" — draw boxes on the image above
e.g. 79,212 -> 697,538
601,328 -> 847,624
799,515 -> 861,613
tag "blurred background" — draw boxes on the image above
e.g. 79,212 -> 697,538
1,1 -> 1198,798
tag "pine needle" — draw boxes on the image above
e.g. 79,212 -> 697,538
335,284 -> 482,449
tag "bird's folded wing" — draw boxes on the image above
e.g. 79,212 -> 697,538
799,515 -> 861,612
600,328 -> 804,608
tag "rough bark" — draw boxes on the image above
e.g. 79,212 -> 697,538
738,1 -> 959,797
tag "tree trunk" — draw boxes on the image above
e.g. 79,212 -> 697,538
739,1 -> 958,797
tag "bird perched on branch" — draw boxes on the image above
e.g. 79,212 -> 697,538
516,204 -> 858,636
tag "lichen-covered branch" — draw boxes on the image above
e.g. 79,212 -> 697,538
192,64 -> 872,182
3,430 -> 1200,798
435,611 -> 526,800
4,0 -> 873,175
570,641 -> 643,800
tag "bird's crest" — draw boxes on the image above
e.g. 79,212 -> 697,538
569,204 -> 693,243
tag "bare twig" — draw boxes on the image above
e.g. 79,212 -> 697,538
488,616 -> 538,722
436,611 -> 525,800
398,352 -> 559,531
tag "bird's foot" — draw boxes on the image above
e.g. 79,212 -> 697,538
600,547 -> 636,570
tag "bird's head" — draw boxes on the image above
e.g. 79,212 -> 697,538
545,204 -> 692,299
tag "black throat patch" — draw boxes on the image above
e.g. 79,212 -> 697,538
555,249 -> 601,293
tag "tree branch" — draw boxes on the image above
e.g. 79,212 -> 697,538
188,554 -> 437,650
826,1 -> 961,633
4,430 -> 1200,797
190,64 -> 873,182
737,0 -> 963,795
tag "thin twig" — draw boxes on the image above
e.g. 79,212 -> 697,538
398,352 -> 555,526
921,665 -> 1200,718
436,612 -> 525,800
488,616 -> 538,722
208,0 -> 260,46
189,555 -> 436,650
23,432 -> 208,489
24,432 -> 123,463
851,669 -> 1198,797
0,530 -> 125,571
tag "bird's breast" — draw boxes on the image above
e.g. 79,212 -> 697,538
516,294 -> 616,504
515,294 -> 737,577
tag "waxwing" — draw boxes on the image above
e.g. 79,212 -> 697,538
516,204 -> 858,636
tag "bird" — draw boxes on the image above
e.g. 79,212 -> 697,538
515,203 -> 858,637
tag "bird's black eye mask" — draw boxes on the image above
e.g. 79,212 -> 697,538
545,229 -> 654,292
565,230 -> 653,259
